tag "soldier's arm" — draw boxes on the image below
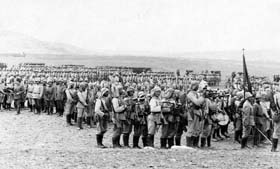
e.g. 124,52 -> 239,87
95,99 -> 104,117
112,98 -> 125,113
187,92 -> 204,106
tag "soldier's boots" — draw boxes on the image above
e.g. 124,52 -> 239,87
160,138 -> 167,149
147,134 -> 154,147
175,137 -> 181,146
207,136 -> 211,147
241,137 -> 248,149
167,137 -> 174,148
200,137 -> 206,148
123,134 -> 130,148
86,117 -> 93,128
96,134 -> 107,148
77,117 -> 83,130
117,136 -> 122,147
271,139 -> 278,152
112,136 -> 120,148
133,136 -> 141,149
66,115 -> 73,126
192,136 -> 199,147
234,130 -> 241,143
186,137 -> 193,147
142,137 -> 147,147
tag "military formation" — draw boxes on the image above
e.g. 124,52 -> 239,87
0,64 -> 280,152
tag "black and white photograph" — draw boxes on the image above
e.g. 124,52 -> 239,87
0,0 -> 280,168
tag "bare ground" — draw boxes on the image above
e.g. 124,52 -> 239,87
0,110 -> 279,169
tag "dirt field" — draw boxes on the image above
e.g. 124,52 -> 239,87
0,110 -> 279,169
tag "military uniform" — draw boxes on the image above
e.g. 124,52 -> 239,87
133,92 -> 149,148
95,88 -> 110,148
241,92 -> 255,149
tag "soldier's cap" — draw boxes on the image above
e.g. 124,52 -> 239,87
101,88 -> 109,96
138,91 -> 145,98
152,86 -> 161,92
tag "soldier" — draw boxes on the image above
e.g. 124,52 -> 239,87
13,77 -> 25,115
95,88 -> 110,148
186,81 -> 205,147
26,80 -> 34,112
111,85 -> 126,148
87,83 -> 97,128
76,82 -> 88,130
32,78 -> 44,114
44,80 -> 55,115
65,81 -> 78,126
55,79 -> 65,116
241,92 -> 255,149
122,87 -> 136,148
272,87 -> 280,152
160,88 -> 176,149
147,86 -> 162,147
133,91 -> 149,148
174,90 -> 187,146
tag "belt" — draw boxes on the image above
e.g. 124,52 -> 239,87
151,112 -> 160,114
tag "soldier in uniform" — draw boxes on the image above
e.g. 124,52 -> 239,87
76,82 -> 88,130
26,80 -> 34,112
44,80 -> 55,115
160,88 -> 176,148
111,85 -> 126,148
55,79 -> 65,116
122,87 -> 136,148
87,83 -> 97,128
241,92 -> 255,149
32,78 -> 44,114
65,81 -> 78,126
186,81 -> 205,147
272,87 -> 280,152
133,91 -> 149,148
95,88 -> 110,148
13,77 -> 25,115
147,86 -> 162,147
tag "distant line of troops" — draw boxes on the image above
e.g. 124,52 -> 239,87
1,75 -> 280,152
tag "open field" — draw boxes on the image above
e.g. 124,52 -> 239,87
0,110 -> 279,169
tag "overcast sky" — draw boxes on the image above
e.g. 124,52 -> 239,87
0,0 -> 279,54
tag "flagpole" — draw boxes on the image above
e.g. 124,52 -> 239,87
243,48 -> 246,99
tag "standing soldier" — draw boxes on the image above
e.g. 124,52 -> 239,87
13,77 -> 24,115
26,80 -> 34,112
241,92 -> 255,149
44,80 -> 55,115
147,86 -> 162,147
174,90 -> 187,146
87,83 -> 96,128
65,81 -> 78,126
95,88 -> 110,148
76,82 -> 88,130
55,79 -> 65,116
160,88 -> 177,149
186,81 -> 205,147
272,87 -> 280,152
111,85 -> 126,148
122,87 -> 136,148
32,78 -> 44,114
133,91 -> 149,148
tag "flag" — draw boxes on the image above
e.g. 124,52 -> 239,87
243,50 -> 252,93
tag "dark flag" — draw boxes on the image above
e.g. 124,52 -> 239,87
242,49 -> 252,93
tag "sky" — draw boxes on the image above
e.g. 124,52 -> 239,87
0,0 -> 280,55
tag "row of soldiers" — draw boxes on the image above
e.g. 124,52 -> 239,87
1,73 -> 280,152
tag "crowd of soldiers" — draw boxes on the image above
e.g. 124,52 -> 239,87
1,67 -> 280,152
